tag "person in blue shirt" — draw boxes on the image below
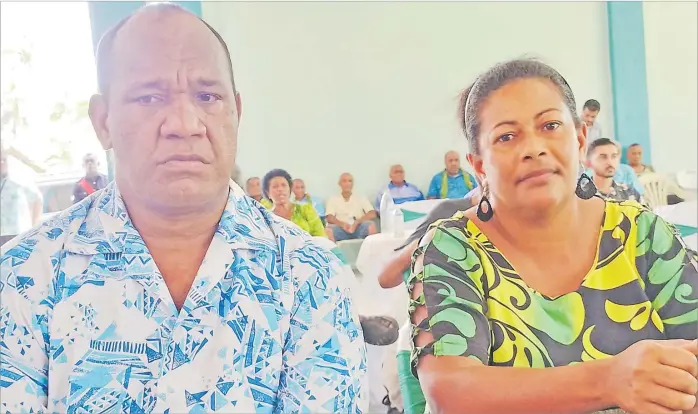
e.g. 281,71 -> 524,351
583,140 -> 644,195
614,163 -> 645,195
291,178 -> 326,218
375,164 -> 425,210
427,151 -> 478,199
0,4 -> 367,413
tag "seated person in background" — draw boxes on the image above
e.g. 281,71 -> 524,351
581,98 -> 603,141
245,176 -> 271,208
377,186 -> 480,414
411,59 -> 698,414
626,143 -> 654,176
379,186 -> 481,289
291,178 -> 325,220
374,164 -> 424,211
427,150 -> 477,199
587,138 -> 644,203
263,169 -> 329,239
626,143 -> 685,205
72,153 -> 109,203
326,173 -> 377,241
614,161 -> 645,195
0,151 -> 43,237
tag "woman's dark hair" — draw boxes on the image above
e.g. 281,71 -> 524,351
262,169 -> 293,198
458,59 -> 581,155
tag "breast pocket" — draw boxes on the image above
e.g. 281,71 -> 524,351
66,339 -> 158,414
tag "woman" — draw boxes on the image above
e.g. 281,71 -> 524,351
263,169 -> 333,239
409,59 -> 698,414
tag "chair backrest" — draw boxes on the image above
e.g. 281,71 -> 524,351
676,170 -> 698,190
638,173 -> 671,209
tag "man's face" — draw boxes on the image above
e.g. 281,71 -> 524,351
89,10 -> 242,211
626,145 -> 643,166
582,108 -> 599,127
83,155 -> 99,176
292,179 -> 305,199
445,152 -> 460,175
589,144 -> 620,178
339,174 -> 353,192
246,177 -> 261,198
389,165 -> 405,184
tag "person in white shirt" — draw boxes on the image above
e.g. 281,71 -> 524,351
326,172 -> 377,241
581,99 -> 603,142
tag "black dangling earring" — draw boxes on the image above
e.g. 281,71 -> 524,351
575,170 -> 597,200
476,185 -> 494,222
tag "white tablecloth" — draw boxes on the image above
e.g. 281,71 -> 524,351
654,201 -> 697,251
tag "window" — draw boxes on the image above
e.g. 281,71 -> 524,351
1,2 -> 105,182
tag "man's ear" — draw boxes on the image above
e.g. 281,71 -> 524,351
89,94 -> 112,150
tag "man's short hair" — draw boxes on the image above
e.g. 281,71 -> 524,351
628,143 -> 642,149
583,99 -> 601,112
587,137 -> 617,158
95,3 -> 237,96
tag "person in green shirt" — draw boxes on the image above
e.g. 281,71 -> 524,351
263,169 -> 329,238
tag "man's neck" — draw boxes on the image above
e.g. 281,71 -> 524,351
391,180 -> 405,187
123,191 -> 228,252
592,174 -> 613,193
85,172 -> 99,180
446,170 -> 460,177
252,195 -> 262,202
341,191 -> 352,199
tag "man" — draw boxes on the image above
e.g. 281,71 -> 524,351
245,176 -> 271,208
72,152 -> 109,203
0,5 -> 366,413
0,151 -> 43,237
292,178 -> 325,219
583,140 -> 645,195
374,164 -> 424,210
626,143 -> 655,177
427,150 -> 477,199
587,138 -> 643,203
326,173 -> 377,241
581,99 -> 603,142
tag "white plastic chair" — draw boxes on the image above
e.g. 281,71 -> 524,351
676,170 -> 698,190
638,173 -> 671,209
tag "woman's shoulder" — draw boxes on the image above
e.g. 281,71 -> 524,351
421,210 -> 484,251
602,199 -> 657,229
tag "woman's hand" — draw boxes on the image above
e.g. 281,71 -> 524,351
607,339 -> 698,413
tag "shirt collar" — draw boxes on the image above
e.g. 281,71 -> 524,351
388,181 -> 410,189
63,180 -> 274,256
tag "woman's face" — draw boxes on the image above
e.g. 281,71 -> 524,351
468,78 -> 586,212
268,176 -> 291,205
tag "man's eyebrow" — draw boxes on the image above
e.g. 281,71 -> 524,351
195,78 -> 223,88
127,79 -> 169,91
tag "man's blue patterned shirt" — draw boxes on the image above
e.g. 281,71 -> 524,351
0,181 -> 367,413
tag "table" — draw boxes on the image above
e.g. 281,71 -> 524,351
654,201 -> 697,250
355,232 -> 410,277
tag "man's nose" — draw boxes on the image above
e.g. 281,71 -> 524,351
160,95 -> 207,139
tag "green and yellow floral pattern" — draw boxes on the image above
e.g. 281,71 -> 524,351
410,200 -> 698,370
